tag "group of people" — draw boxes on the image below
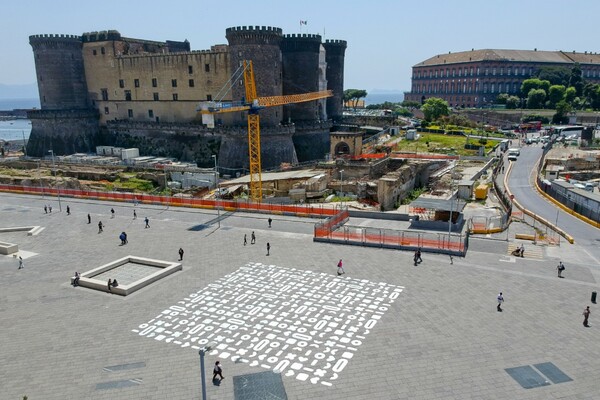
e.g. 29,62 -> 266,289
43,205 -> 53,213
512,244 -> 525,257
119,232 -> 128,245
413,248 -> 423,266
107,278 -> 119,291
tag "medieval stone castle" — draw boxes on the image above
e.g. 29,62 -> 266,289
28,26 -> 346,170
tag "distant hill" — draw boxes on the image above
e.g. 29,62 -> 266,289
0,83 -> 38,99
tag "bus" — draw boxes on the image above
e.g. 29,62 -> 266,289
550,125 -> 584,139
517,121 -> 542,132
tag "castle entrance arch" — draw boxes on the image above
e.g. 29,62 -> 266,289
334,142 -> 350,156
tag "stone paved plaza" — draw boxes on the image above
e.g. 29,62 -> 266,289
1,193 -> 600,399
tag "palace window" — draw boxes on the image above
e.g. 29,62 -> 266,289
153,92 -> 159,101
173,93 -> 178,101
152,78 -> 158,87
101,88 -> 108,101
171,79 -> 177,88
189,79 -> 195,87
188,65 -> 193,74
492,67 -> 496,76
119,79 -> 124,88
124,90 -> 131,101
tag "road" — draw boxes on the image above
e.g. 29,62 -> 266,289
507,142 -> 600,263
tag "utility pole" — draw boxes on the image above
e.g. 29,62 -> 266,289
48,150 -> 62,212
212,155 -> 220,228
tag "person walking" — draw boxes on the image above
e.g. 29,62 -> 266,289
583,306 -> 591,327
557,261 -> 565,278
178,248 -> 184,261
144,217 -> 150,228
266,242 -> 271,256
107,279 -> 112,292
133,209 -> 137,220
251,231 -> 256,244
18,256 -> 24,270
213,361 -> 224,380
66,205 -> 70,215
73,272 -> 80,286
337,259 -> 345,275
87,213 -> 91,224
49,205 -> 52,213
497,292 -> 504,312
416,248 -> 423,264
244,234 -> 247,246
413,250 -> 419,266
98,221 -> 103,233
268,218 -> 272,228
110,208 -> 115,218
44,205 -> 48,214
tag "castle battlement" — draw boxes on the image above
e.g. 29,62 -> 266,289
226,26 -> 283,35
82,30 -> 122,42
29,34 -> 82,44
283,33 -> 322,40
324,39 -> 347,47
115,47 -> 228,60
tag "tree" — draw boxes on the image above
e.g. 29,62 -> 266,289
496,93 -> 509,104
421,97 -> 450,121
569,63 -> 584,96
506,96 -> 520,109
401,100 -> 420,109
536,66 -> 571,86
548,85 -> 566,108
526,89 -> 546,109
520,79 -> 550,97
565,86 -> 577,104
343,89 -> 368,109
553,100 -> 572,124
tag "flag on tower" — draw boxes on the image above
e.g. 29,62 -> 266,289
300,20 -> 308,25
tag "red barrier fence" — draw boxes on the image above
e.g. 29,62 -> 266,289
314,208 -> 467,255
0,184 -> 338,218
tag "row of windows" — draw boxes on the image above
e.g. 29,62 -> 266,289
415,65 -> 600,79
415,66 -> 535,79
100,88 -> 212,102
103,107 -> 157,119
413,81 -> 522,95
117,76 -> 203,89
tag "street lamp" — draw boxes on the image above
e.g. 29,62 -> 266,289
199,341 -> 217,400
212,155 -> 220,228
339,170 -> 344,209
48,150 -> 62,211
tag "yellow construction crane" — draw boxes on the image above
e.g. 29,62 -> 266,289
198,60 -> 332,201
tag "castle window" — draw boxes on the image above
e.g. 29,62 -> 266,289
119,79 -> 124,88
153,92 -> 159,101
470,67 -> 473,76
101,47 -> 105,55
128,109 -> 133,118
522,67 -> 526,75
207,94 -> 212,101
104,107 -> 109,115
188,65 -> 193,74
189,79 -> 195,87
134,79 -> 140,88
477,67 -> 480,75
529,67 -> 533,76
458,68 -> 462,77
125,90 -> 131,101
101,89 -> 108,101
173,93 -> 178,101
452,69 -> 455,77
171,79 -> 177,88
485,68 -> 489,76
148,110 -> 154,118
152,78 -> 158,87
507,67 -> 512,75
491,84 -> 495,93
492,67 -> 496,75
93,49 -> 97,56
205,63 -> 210,72
500,67 -> 504,76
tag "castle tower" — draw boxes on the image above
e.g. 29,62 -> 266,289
27,34 -> 99,156
226,26 -> 283,126
29,34 -> 90,110
323,40 -> 347,121
281,34 -> 327,123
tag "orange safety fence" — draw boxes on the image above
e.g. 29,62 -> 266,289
390,153 -> 459,160
0,184 -> 338,218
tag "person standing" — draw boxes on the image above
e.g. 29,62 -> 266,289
44,205 -> 48,214
133,209 -> 137,220
98,221 -> 103,233
557,261 -> 565,278
49,205 -> 52,213
144,217 -> 150,228
213,361 -> 224,380
66,205 -> 70,215
497,292 -> 504,312
337,259 -> 345,275
73,272 -> 80,286
178,248 -> 184,261
266,242 -> 271,256
110,208 -> 115,218
87,213 -> 91,224
251,231 -> 256,244
268,218 -> 272,228
107,279 -> 112,292
243,234 -> 247,246
18,256 -> 24,270
583,306 -> 591,327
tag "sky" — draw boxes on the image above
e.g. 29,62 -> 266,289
2,0 -> 600,94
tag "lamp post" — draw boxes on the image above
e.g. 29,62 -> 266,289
448,162 -> 455,248
48,150 -> 62,212
339,170 -> 344,209
199,341 -> 217,400
212,155 -> 220,228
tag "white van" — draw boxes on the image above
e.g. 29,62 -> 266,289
508,148 -> 520,157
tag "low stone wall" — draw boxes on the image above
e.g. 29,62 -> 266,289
0,241 -> 18,255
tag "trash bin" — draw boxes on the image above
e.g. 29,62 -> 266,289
592,291 -> 597,304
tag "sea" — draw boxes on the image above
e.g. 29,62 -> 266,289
364,92 -> 405,105
0,98 -> 38,141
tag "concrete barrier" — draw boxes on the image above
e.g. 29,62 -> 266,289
0,241 -> 18,255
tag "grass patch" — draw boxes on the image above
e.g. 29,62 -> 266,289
392,133 -> 498,156
112,177 -> 155,192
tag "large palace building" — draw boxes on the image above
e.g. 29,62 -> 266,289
404,49 -> 600,108
27,27 -> 346,169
